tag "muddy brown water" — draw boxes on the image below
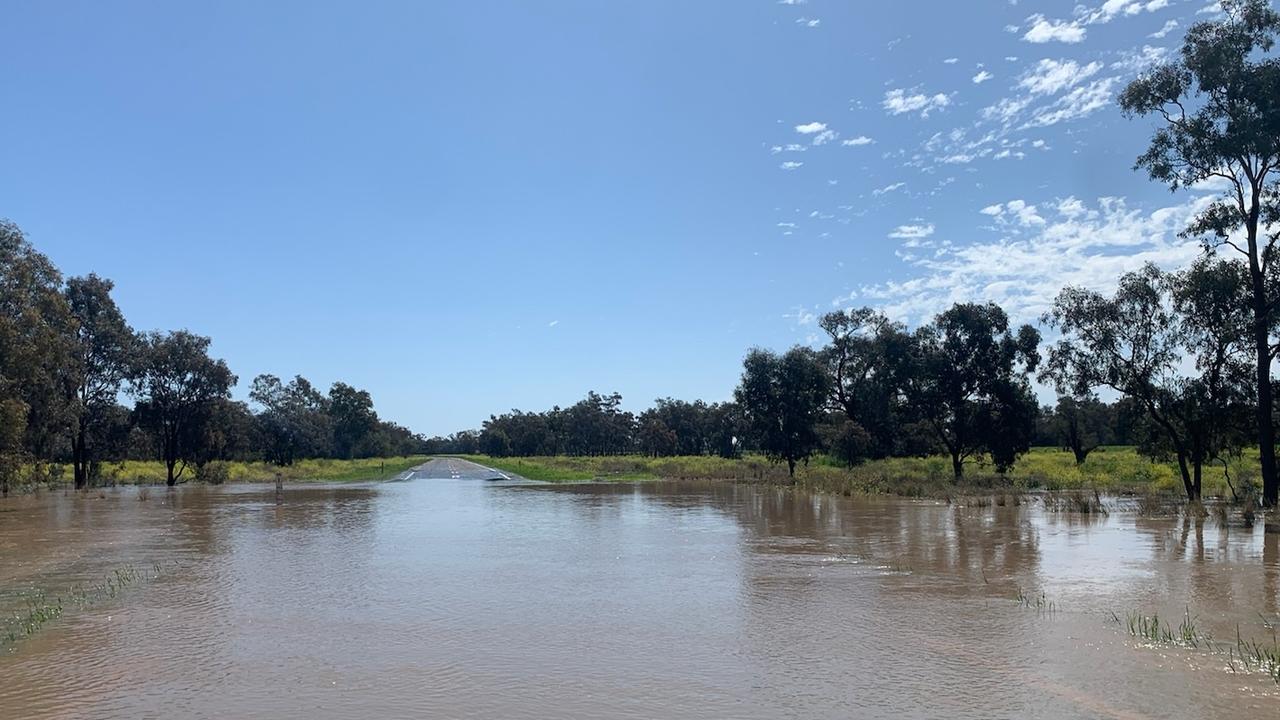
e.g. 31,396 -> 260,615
2,457 -> 1279,719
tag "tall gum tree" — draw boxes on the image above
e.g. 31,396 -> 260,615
1119,0 -> 1280,504
65,274 -> 136,489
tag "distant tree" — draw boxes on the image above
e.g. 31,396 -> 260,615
903,302 -> 1041,479
704,402 -> 743,459
479,426 -> 511,457
1049,396 -> 1112,465
637,414 -> 678,457
1043,262 -> 1253,500
249,374 -> 333,465
192,398 -> 255,467
328,382 -> 377,459
132,331 -> 236,486
0,221 -> 75,494
735,347 -> 831,477
63,274 -> 137,488
818,307 -> 913,459
820,415 -> 873,467
562,391 -> 634,456
1119,0 -> 1280,505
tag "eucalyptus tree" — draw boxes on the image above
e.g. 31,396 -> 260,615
64,274 -> 137,488
328,381 -> 377,459
1049,395 -> 1113,465
1043,262 -> 1253,501
249,374 -> 333,465
735,346 -> 831,477
132,331 -> 236,486
903,302 -> 1041,479
1119,0 -> 1280,504
817,307 -> 913,459
0,221 -> 75,493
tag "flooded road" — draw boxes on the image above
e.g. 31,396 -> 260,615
2,457 -> 1279,719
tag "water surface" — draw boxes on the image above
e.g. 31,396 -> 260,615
2,458 -> 1278,719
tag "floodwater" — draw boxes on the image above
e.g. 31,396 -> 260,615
2,458 -> 1279,719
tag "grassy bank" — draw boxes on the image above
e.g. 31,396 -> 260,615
18,456 -> 430,488
460,447 -> 1255,499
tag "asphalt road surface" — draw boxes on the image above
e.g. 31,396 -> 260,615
407,457 -> 518,481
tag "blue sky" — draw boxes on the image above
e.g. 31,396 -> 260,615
1,0 -> 1228,436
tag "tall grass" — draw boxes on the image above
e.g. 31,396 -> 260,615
88,456 -> 428,486
460,446 -> 1253,499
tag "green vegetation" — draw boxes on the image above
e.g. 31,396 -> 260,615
3,562 -> 173,648
16,456 -> 426,489
459,446 -> 1255,499
1116,607 -> 1280,685
0,220 -> 429,495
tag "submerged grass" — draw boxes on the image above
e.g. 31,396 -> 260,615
1116,607 -> 1280,684
2,562 -> 175,648
1015,586 -> 1057,614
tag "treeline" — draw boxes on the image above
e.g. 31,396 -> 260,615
433,265 -> 1261,503
0,221 -> 426,492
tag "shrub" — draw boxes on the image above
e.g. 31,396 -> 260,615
196,461 -> 230,485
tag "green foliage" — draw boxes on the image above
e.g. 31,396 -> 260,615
905,302 -> 1041,478
1044,262 -> 1255,501
1120,0 -> 1280,504
735,346 -> 831,476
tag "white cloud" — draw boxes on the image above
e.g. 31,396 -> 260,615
1024,77 -> 1118,127
777,0 -> 807,4
1111,45 -> 1170,73
1086,0 -> 1169,24
889,222 -> 935,239
984,198 -> 1045,226
795,121 -> 827,134
944,57 -> 960,64
873,181 -> 906,196
1022,14 -> 1086,43
883,88 -> 951,118
548,320 -> 559,327
1018,58 -> 1102,95
842,135 -> 874,146
780,161 -> 804,170
972,70 -> 994,84
796,17 -> 820,27
812,129 -> 839,145
850,195 -> 1214,325
1149,18 -> 1178,37
770,143 -> 807,154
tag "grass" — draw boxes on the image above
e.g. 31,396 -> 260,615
10,456 -> 429,490
1125,608 -> 1203,648
2,562 -> 175,648
1115,607 -> 1280,684
94,456 -> 427,486
1015,586 -> 1057,614
456,446 -> 1259,500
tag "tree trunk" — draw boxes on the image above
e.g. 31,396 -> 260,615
1247,205 -> 1278,506
951,452 -> 963,480
1072,446 -> 1089,466
72,421 -> 88,490
1175,452 -> 1196,502
1192,460 -> 1202,503
787,458 -> 796,478
166,458 -> 177,487
1256,328 -> 1278,506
